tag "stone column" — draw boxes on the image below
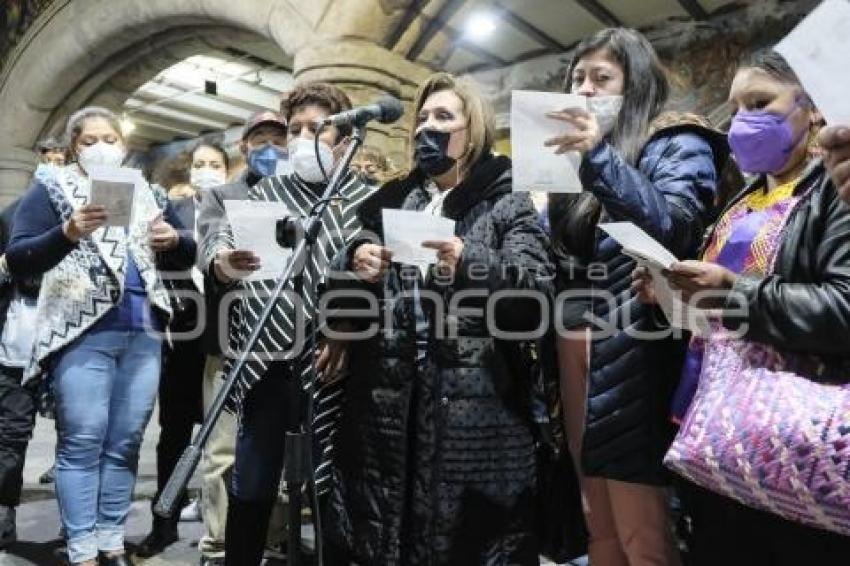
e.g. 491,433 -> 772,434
0,148 -> 39,206
293,39 -> 432,171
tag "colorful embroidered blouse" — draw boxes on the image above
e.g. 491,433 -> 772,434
671,177 -> 803,422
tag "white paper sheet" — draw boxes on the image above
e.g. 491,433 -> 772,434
88,166 -> 140,227
224,200 -> 294,282
599,222 -> 710,334
775,0 -> 850,126
511,90 -> 587,193
598,222 -> 678,269
382,209 -> 456,275
642,263 -> 711,336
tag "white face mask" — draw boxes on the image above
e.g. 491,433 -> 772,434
190,167 -> 226,190
588,95 -> 624,138
77,141 -> 126,171
289,137 -> 335,184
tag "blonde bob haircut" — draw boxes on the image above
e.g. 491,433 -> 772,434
407,72 -> 494,175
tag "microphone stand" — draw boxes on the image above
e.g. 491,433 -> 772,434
154,124 -> 368,566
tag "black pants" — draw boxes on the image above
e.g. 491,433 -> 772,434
681,481 -> 850,566
226,365 -> 302,566
153,336 -> 205,523
0,365 -> 36,507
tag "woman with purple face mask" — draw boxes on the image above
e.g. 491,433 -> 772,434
635,50 -> 850,564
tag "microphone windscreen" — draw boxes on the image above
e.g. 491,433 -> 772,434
377,96 -> 404,124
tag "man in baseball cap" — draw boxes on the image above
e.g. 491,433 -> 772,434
240,110 -> 288,179
191,109 -> 287,565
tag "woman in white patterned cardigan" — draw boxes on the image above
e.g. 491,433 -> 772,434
6,107 -> 196,566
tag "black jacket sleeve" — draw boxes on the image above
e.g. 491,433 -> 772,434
156,198 -> 197,271
454,193 -> 555,332
723,184 -> 850,356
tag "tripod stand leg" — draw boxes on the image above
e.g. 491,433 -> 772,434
285,431 -> 313,566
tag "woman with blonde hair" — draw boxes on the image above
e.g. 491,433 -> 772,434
323,72 -> 553,565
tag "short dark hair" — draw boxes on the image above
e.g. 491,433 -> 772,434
280,82 -> 353,138
566,27 -> 669,165
37,136 -> 66,153
190,140 -> 230,171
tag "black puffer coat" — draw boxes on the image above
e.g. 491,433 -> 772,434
325,154 -> 554,565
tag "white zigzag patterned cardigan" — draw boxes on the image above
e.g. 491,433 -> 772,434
202,171 -> 373,493
24,165 -> 173,385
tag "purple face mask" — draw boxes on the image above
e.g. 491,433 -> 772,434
728,102 -> 807,175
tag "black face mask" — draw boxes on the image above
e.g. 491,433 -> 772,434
415,129 -> 455,177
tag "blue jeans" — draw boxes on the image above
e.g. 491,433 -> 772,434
52,330 -> 161,563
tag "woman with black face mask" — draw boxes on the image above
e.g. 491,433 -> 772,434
322,72 -> 554,565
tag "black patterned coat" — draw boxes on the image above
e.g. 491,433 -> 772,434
325,154 -> 554,565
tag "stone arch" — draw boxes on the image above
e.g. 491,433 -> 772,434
0,0 -> 430,203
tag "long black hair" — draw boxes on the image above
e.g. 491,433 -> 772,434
552,28 -> 669,261
566,28 -> 669,165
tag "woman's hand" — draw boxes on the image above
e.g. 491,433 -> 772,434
631,265 -> 658,304
317,338 -> 349,383
820,125 -> 850,203
544,108 -> 603,155
148,215 -> 180,252
63,204 -> 108,242
666,260 -> 737,308
214,249 -> 261,283
423,237 -> 464,278
352,243 -> 392,283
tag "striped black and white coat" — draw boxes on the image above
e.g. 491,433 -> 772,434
197,169 -> 374,493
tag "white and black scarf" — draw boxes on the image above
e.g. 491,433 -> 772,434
206,171 -> 373,492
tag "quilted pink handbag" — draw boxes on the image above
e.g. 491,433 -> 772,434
664,326 -> 850,536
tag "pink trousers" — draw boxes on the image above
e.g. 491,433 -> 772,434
555,331 -> 682,566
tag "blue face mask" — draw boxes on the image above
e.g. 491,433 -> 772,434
247,143 -> 287,178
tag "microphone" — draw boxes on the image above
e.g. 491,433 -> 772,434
322,96 -> 404,127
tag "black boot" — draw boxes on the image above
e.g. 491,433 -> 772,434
134,511 -> 179,558
0,505 -> 16,550
97,551 -> 132,566
224,496 -> 275,566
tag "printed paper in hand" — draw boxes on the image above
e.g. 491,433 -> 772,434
382,209 -> 456,275
511,90 -> 587,193
776,0 -> 850,126
599,222 -> 710,335
224,200 -> 294,282
88,166 -> 140,227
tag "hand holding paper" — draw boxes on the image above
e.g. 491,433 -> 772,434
63,204 -> 108,242
511,90 -> 588,193
224,200 -> 294,282
382,209 -> 456,275
423,236 -> 464,277
88,166 -> 141,227
352,243 -> 393,283
148,213 -> 180,252
544,107 -> 602,155
600,222 -> 710,334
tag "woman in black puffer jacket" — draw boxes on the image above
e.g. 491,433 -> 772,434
323,72 -> 554,566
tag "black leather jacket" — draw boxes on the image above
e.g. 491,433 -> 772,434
723,161 -> 850,372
